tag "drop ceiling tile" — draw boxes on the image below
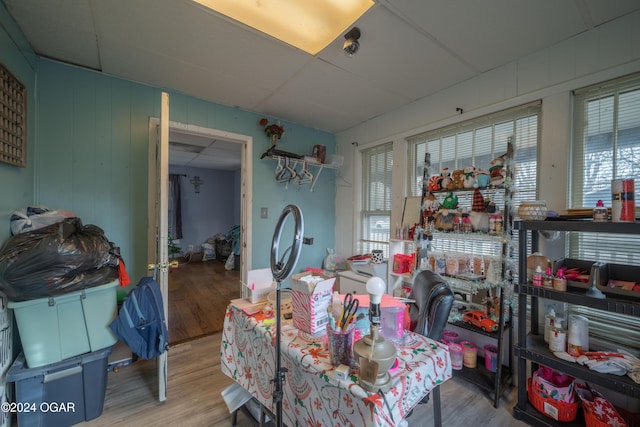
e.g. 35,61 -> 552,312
263,59 -> 409,130
584,0 -> 640,26
4,0 -> 100,68
98,37 -> 273,110
392,0 -> 587,72
318,6 -> 476,101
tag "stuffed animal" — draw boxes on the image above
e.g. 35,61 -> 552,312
451,169 -> 465,189
441,192 -> 458,210
435,192 -> 458,231
434,210 -> 455,231
463,166 -> 478,189
422,193 -> 441,215
428,175 -> 441,191
489,155 -> 506,186
476,170 -> 490,188
440,168 -> 452,190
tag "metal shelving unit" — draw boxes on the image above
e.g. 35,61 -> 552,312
418,206 -> 514,408
449,317 -> 513,403
512,219 -> 640,426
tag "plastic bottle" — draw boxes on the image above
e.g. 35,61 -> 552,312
543,267 -> 554,288
494,213 -> 503,234
593,199 -> 607,222
544,308 -> 556,343
533,265 -> 543,287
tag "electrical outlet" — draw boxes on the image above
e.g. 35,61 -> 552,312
188,244 -> 194,252
261,207 -> 268,218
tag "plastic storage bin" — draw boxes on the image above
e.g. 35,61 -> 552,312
8,280 -> 118,368
7,346 -> 112,427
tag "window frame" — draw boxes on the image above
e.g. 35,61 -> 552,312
360,141 -> 394,257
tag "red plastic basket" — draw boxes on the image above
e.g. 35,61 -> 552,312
576,384 -> 629,427
528,377 -> 578,422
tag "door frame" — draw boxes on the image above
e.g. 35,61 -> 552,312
148,120 -> 252,287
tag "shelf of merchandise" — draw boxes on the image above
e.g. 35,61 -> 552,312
425,184 -> 513,408
414,214 -> 513,407
512,219 -> 640,426
391,145 -> 515,408
387,238 -> 417,295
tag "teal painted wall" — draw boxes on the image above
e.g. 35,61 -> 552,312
35,59 -> 336,282
0,2 -> 37,245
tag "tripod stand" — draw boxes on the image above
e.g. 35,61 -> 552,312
270,205 -> 304,427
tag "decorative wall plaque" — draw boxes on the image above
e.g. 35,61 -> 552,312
0,63 -> 26,167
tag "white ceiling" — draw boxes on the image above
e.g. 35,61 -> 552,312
5,0 -> 640,170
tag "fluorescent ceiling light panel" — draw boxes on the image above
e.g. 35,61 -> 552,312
193,0 -> 374,55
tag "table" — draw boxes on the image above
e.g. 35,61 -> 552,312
220,303 -> 451,426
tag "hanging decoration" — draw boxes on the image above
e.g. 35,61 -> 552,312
259,118 -> 285,146
190,176 -> 204,193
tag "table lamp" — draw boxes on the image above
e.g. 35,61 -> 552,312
353,276 -> 397,392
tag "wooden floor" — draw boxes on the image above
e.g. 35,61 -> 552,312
80,333 -> 527,427
167,258 -> 241,345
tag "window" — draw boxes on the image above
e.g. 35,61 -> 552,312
406,102 -> 541,287
361,142 -> 393,257
570,72 -> 640,264
570,73 -> 640,351
407,101 -> 541,208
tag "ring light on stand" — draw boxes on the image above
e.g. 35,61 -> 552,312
270,204 -> 304,427
271,204 -> 304,282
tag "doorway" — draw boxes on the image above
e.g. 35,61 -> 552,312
149,120 -> 253,344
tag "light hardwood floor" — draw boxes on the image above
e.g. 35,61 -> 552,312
80,333 -> 527,427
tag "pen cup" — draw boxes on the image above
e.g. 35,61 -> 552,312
326,325 -> 355,366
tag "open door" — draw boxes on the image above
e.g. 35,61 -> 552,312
148,105 -> 253,402
147,92 -> 170,401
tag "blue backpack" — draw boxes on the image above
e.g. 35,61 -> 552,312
109,277 -> 169,359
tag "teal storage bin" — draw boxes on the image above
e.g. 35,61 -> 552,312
8,280 -> 119,368
7,347 -> 112,427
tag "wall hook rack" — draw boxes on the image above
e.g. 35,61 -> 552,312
267,155 -> 339,192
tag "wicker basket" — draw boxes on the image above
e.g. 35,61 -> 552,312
518,200 -> 548,221
528,377 -> 578,422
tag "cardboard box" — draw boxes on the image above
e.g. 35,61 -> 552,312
290,272 -> 335,334
245,268 -> 276,303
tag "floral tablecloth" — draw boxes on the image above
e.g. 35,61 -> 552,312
220,304 -> 451,427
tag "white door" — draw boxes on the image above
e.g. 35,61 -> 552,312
147,92 -> 170,401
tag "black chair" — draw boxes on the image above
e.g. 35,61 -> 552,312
407,270 -> 454,427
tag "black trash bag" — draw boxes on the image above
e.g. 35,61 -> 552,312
0,217 -> 120,301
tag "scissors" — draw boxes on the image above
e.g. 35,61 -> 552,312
340,293 -> 359,330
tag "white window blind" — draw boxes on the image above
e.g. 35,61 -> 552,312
570,72 -> 640,351
407,101 -> 541,208
361,142 -> 393,257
